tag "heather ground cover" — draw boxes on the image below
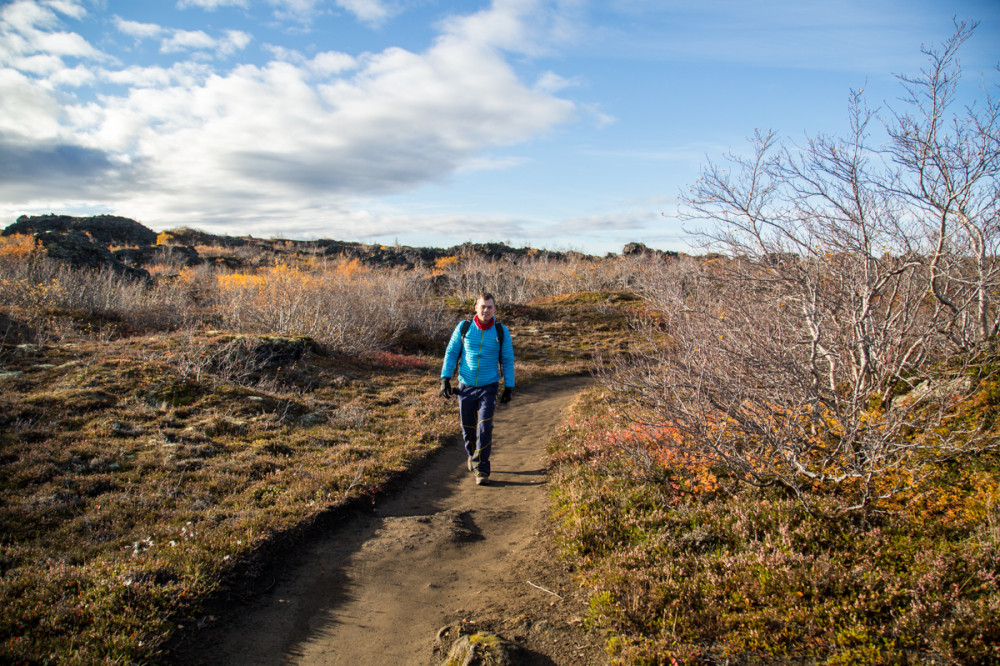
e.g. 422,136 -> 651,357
550,373 -> 1000,664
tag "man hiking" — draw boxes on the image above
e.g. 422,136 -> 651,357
439,292 -> 515,486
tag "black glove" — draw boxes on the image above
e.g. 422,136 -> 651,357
499,387 -> 514,404
440,378 -> 453,398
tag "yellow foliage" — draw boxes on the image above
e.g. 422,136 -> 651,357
0,233 -> 40,261
334,257 -> 367,278
431,255 -> 460,276
194,244 -> 235,256
217,272 -> 267,291
434,255 -> 459,270
156,231 -> 175,246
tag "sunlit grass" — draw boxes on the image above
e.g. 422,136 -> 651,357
0,332 -> 459,663
550,382 -> 1000,664
0,240 -> 637,663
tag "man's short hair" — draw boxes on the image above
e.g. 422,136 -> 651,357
477,292 -> 495,305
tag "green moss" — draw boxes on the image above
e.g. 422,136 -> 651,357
468,632 -> 501,648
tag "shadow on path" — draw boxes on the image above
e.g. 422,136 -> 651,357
167,375 -> 593,666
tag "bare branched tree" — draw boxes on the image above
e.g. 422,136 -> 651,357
609,23 -> 999,513
887,23 -> 1000,347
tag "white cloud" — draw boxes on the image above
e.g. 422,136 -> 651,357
0,68 -> 64,139
160,29 -> 217,53
439,0 -> 581,56
265,0 -> 323,24
2,1 -> 63,34
1,0 -> 579,238
309,50 -> 357,75
44,0 -> 87,20
102,64 -> 191,89
114,17 -> 164,40
261,0 -> 394,27
11,52 -> 65,75
47,63 -> 93,86
535,70 -> 576,93
334,0 -> 391,25
112,17 -> 249,58
177,0 -> 249,9
1,0 -> 102,65
145,27 -> 250,57
217,30 -> 252,56
95,1 -> 572,193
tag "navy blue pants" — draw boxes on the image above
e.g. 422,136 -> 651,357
457,382 -> 498,477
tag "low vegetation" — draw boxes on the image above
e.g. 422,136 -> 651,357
0,232 -> 640,664
550,25 -> 999,665
551,369 -> 999,663
3,26 -> 997,666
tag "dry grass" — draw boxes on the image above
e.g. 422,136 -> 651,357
0,240 -> 639,664
0,332 -> 455,663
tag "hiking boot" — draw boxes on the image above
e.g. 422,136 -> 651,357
475,475 -> 490,486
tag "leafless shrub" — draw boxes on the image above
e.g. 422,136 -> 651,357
606,24 -> 1000,513
440,251 -> 665,304
0,255 -> 195,336
212,262 -> 447,354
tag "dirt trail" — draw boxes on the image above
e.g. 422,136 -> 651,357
175,375 -> 606,665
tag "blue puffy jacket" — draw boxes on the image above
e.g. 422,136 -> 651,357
441,320 -> 515,388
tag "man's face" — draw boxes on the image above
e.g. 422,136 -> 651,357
475,297 -> 496,323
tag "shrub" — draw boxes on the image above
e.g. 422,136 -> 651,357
551,388 -> 1000,664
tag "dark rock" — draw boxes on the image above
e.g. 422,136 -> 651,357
622,241 -> 679,259
156,227 -> 249,247
114,244 -> 202,268
35,230 -> 150,280
5,214 -> 157,246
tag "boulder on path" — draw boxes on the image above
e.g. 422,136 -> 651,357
437,626 -> 523,666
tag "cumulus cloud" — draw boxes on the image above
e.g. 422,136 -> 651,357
0,68 -> 63,139
114,17 -> 164,40
45,1 -> 87,20
0,133 -> 120,194
1,0 -> 102,68
1,0 -> 579,237
334,0 -> 392,25
112,17 -> 250,58
160,29 -> 217,53
177,0 -> 249,9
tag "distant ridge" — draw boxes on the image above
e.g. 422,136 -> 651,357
4,214 -> 679,270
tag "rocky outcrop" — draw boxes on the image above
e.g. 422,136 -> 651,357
155,227 -> 251,248
3,213 -> 640,274
4,214 -> 157,247
622,241 -> 679,259
34,230 -> 150,280
114,244 -> 202,268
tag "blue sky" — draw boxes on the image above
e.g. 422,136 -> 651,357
1,0 -> 998,255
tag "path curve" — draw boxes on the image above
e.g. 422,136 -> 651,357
175,375 -> 606,665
